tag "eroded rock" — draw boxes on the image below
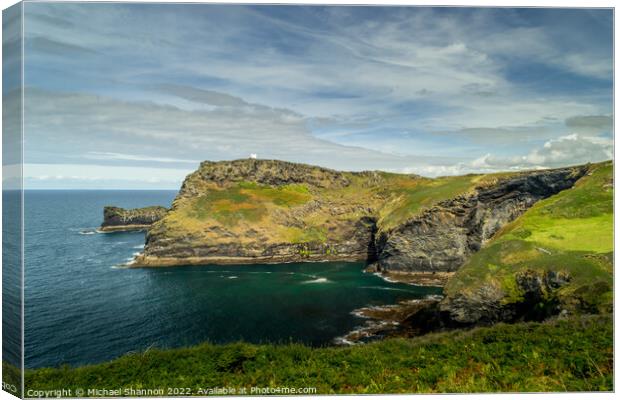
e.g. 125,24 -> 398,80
100,206 -> 168,232
374,167 -> 587,273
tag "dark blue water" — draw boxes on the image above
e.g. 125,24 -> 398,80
23,191 -> 440,369
3,190 -> 22,368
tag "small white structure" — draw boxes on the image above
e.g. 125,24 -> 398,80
249,153 -> 258,159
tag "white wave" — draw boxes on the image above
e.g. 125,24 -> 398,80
133,244 -> 145,249
302,277 -> 330,284
132,252 -> 142,257
78,230 -> 96,235
373,272 -> 400,284
332,336 -> 358,346
359,286 -> 414,293
350,309 -> 371,319
228,276 -> 238,279
334,319 -> 400,346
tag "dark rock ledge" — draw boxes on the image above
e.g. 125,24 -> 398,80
99,206 -> 168,232
340,270 -> 575,344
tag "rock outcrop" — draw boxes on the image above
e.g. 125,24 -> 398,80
400,161 -> 613,331
371,166 -> 587,273
135,159 -> 386,266
130,159 -> 588,270
99,206 -> 168,232
181,159 -> 352,193
340,269 -> 577,343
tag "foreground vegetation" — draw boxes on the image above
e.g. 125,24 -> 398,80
9,314 -> 611,395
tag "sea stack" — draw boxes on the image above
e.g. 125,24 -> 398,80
99,206 -> 168,232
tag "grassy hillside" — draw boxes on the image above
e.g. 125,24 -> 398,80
149,160 -> 523,251
445,161 -> 613,312
16,315 -> 612,395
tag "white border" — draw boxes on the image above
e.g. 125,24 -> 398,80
0,2 -> 616,400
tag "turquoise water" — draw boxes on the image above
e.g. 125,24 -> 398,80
22,191 -> 440,368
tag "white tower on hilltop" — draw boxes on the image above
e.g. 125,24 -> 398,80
249,153 -> 257,159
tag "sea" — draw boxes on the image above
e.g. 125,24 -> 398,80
7,190 -> 441,369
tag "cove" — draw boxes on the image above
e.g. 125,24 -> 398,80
22,190 -> 440,369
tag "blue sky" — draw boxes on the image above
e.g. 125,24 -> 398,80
7,3 -> 614,189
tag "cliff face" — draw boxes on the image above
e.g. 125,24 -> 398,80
138,159 -> 384,266
434,162 -> 612,326
134,159 -> 592,273
373,167 -> 587,273
100,206 -> 168,232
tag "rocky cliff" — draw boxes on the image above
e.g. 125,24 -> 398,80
371,166 -> 587,273
435,162 -> 613,325
100,206 -> 168,232
136,159 -> 382,266
132,159 -> 591,273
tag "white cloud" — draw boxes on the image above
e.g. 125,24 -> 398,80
22,88 -> 458,176
398,134 -> 612,177
470,134 -> 611,171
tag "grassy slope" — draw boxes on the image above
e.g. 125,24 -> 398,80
445,161 -> 613,311
17,315 -> 612,394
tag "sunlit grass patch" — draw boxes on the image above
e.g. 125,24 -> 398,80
378,175 -> 479,231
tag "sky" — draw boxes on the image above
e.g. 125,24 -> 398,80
3,3 -> 614,189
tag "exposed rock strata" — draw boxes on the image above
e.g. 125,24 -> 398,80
100,206 -> 168,232
335,296 -> 443,344
132,160 -> 586,270
339,269 -> 575,344
371,167 -> 587,273
137,216 -> 377,266
438,269 -> 573,325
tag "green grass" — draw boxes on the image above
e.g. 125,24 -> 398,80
18,315 -> 612,395
445,162 -> 613,312
176,182 -> 312,227
378,175 -> 480,231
